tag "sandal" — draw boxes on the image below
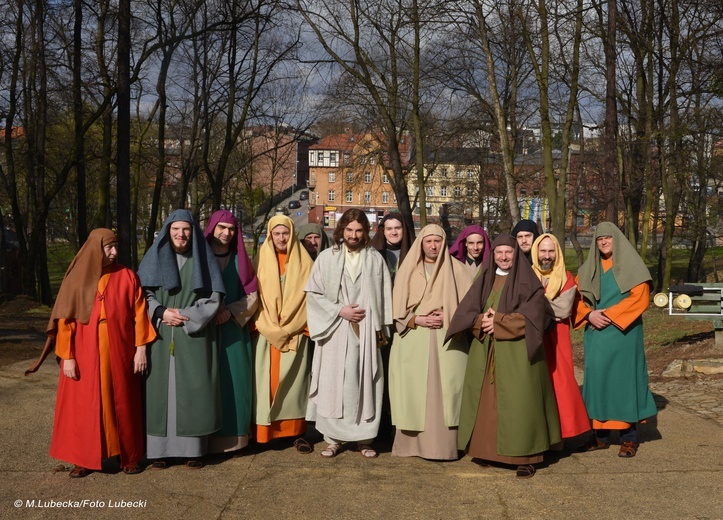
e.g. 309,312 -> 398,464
357,444 -> 378,459
618,441 -> 638,458
293,437 -> 313,454
580,437 -> 610,452
320,443 -> 341,458
185,459 -> 204,469
122,462 -> 143,475
516,465 -> 536,479
151,460 -> 169,470
69,465 -> 90,478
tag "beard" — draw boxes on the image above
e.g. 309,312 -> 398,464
539,260 -> 554,271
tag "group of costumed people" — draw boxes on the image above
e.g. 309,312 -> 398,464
27,209 -> 656,480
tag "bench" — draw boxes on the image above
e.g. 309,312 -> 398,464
655,283 -> 723,348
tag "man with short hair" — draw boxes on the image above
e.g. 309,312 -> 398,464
305,209 -> 393,458
449,225 -> 491,276
389,224 -> 474,459
575,222 -> 657,458
511,219 -> 540,262
531,234 -> 590,444
446,234 -> 560,479
297,223 -> 329,261
253,215 -> 314,453
27,229 -> 156,478
204,210 -> 259,454
137,209 -> 226,469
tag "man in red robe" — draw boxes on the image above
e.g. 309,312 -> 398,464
531,234 -> 590,445
27,229 -> 156,477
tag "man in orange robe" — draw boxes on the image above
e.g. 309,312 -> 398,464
27,229 -> 156,477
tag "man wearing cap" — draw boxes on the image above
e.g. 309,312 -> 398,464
28,229 -> 156,478
389,224 -> 474,459
446,234 -> 560,478
511,219 -> 540,263
574,222 -> 656,458
204,210 -> 259,454
137,209 -> 226,469
531,233 -> 590,445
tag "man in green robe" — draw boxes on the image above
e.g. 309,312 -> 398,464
446,234 -> 560,479
205,210 -> 258,454
137,209 -> 226,469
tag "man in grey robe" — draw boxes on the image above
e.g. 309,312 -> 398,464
137,209 -> 225,469
304,209 -> 393,458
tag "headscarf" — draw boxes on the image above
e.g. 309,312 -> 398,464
577,221 -> 652,308
204,209 -> 258,295
47,228 -> 118,333
26,228 -> 118,375
531,233 -> 567,300
137,209 -> 225,295
296,223 -> 330,256
369,212 -> 413,266
393,224 -> 474,330
449,225 -> 491,266
446,233 -> 546,361
254,215 -> 313,352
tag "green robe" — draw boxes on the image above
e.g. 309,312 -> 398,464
216,255 -> 253,436
458,279 -> 560,456
145,258 -> 222,437
389,327 -> 467,431
582,266 -> 657,422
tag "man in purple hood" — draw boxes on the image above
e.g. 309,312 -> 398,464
449,225 -> 491,276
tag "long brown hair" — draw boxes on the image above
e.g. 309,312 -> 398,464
333,208 -> 371,249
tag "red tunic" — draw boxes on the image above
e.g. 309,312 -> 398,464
50,264 -> 156,469
544,271 -> 591,439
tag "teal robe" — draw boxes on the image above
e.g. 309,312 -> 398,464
145,257 -> 222,437
458,278 -> 560,456
215,255 -> 253,436
582,266 -> 657,422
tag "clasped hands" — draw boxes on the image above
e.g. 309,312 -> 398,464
415,309 -> 444,329
339,304 -> 366,323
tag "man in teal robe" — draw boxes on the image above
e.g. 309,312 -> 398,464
137,209 -> 226,468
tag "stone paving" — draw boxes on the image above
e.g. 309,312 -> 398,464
649,376 -> 723,427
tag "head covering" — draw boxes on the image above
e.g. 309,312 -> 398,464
449,225 -> 491,265
511,219 -> 540,241
531,233 -> 567,300
204,209 -> 258,295
254,215 -> 313,352
370,212 -> 413,266
47,228 -> 118,333
392,224 -> 473,329
446,233 -> 545,360
137,209 -> 225,294
577,221 -> 652,308
296,223 -> 330,256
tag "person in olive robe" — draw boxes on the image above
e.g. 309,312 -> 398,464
446,234 -> 560,479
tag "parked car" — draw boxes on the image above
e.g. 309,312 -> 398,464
299,190 -> 309,200
288,200 -> 301,209
276,206 -> 289,215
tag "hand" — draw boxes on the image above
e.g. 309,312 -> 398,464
481,308 -> 495,335
339,304 -> 366,323
134,346 -> 147,374
588,309 -> 611,330
214,308 -> 232,325
163,308 -> 189,327
62,359 -> 78,380
416,310 -> 444,329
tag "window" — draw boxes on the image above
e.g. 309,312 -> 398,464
369,156 -> 375,165
393,193 -> 397,203
429,169 -> 434,178
329,152 -> 337,165
328,171 -> 336,183
364,191 -> 371,203
454,186 -> 461,197
346,171 -> 354,183
364,171 -> 372,183
317,151 -> 325,163
328,190 -> 335,201
441,168 -> 448,177
382,173 -> 390,184
343,152 -> 350,163
382,191 -> 389,203
467,169 -> 475,178
360,157 -> 367,164
426,186 -> 434,197
455,169 -> 462,178
346,190 -> 353,202
467,186 -> 473,197
441,186 -> 447,197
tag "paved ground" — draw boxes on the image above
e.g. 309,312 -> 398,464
1,357 -> 721,520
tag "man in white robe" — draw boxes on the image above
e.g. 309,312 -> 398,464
304,209 -> 393,458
